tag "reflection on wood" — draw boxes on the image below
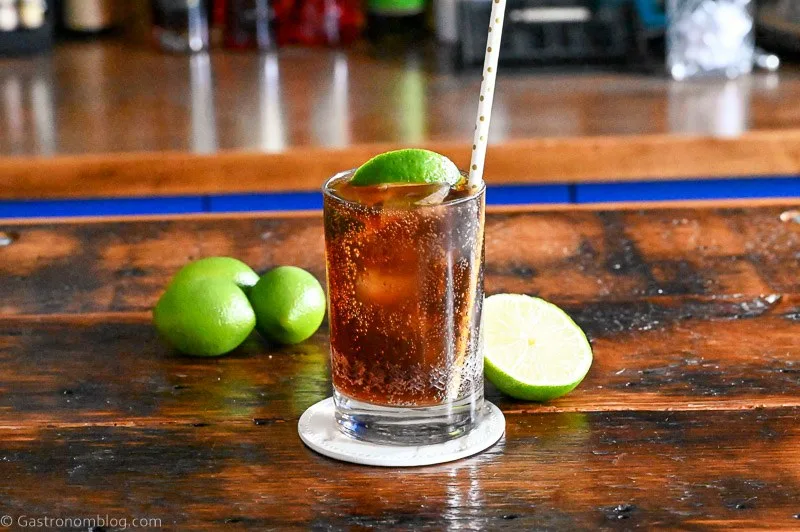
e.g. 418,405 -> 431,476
2,42 -> 800,156
1,42 -> 800,198
0,410 -> 797,528
0,307 -> 798,426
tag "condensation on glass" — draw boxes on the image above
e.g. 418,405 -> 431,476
323,171 -> 486,445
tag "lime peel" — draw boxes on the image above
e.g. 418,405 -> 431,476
350,149 -> 462,187
169,257 -> 259,292
153,277 -> 256,357
249,266 -> 326,345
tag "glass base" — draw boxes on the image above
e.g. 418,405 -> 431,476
333,389 -> 484,446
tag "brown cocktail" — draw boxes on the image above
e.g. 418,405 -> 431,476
323,170 -> 486,444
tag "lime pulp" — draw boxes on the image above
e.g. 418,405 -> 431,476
483,294 -> 593,401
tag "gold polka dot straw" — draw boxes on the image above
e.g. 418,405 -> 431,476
468,0 -> 507,186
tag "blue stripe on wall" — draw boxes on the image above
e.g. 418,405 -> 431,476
486,184 -> 571,205
0,196 -> 205,219
207,184 -> 571,213
208,191 -> 323,212
575,177 -> 800,203
1,178 -> 797,219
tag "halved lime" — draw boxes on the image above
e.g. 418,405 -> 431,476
483,294 -> 593,401
350,149 -> 462,187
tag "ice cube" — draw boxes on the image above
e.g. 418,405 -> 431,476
331,183 -> 389,206
415,184 -> 451,206
355,267 -> 417,307
380,183 -> 452,209
333,182 -> 447,207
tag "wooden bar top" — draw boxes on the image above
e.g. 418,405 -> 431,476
1,41 -> 800,199
0,200 -> 798,528
3,41 -> 800,156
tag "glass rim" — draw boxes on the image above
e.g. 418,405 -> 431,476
322,169 -> 486,209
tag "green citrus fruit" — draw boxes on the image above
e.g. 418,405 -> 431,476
248,266 -> 326,345
350,149 -> 462,187
483,294 -> 593,401
170,257 -> 259,292
153,277 -> 256,357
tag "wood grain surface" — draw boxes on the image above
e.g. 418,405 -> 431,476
2,203 -> 799,315
0,202 -> 799,528
3,131 -> 800,200
0,304 -> 798,428
0,409 -> 798,529
2,42 -> 800,199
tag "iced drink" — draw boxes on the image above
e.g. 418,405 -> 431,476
323,170 -> 486,444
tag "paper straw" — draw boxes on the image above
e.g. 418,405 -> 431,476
467,0 -> 507,186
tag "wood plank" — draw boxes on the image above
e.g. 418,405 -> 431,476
4,40 -> 800,159
2,131 -> 800,199
1,294 -> 797,426
0,409 -> 797,529
1,204 -> 799,315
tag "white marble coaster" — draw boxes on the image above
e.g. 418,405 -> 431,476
298,398 -> 505,467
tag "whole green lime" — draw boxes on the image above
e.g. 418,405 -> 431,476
249,266 -> 326,345
153,277 -> 256,357
170,257 -> 259,292
350,149 -> 462,187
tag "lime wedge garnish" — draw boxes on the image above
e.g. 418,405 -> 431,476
483,294 -> 593,401
350,149 -> 462,187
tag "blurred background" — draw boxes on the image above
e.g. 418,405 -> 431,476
0,0 -> 798,217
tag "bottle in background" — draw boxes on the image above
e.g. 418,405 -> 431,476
0,0 -> 20,33
152,0 -> 209,53
0,0 -> 54,56
125,0 -> 155,45
60,0 -> 117,36
20,0 -> 47,29
210,0 -> 224,46
432,0 -> 457,45
366,0 -> 427,46
223,0 -> 274,50
667,0 -> 754,80
273,0 -> 363,47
